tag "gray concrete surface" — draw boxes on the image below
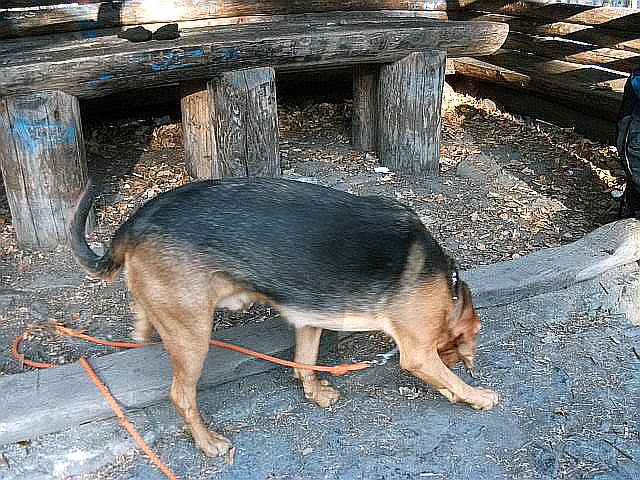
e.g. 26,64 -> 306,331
1,222 -> 639,479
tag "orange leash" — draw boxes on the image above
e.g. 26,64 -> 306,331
79,357 -> 180,480
14,322 -> 372,375
11,322 -> 374,480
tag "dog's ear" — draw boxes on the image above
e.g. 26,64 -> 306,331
447,282 -> 475,334
446,281 -> 480,369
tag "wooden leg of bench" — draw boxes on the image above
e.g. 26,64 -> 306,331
352,64 -> 379,152
180,81 -> 215,180
0,90 -> 90,250
377,51 -> 446,174
207,67 -> 280,178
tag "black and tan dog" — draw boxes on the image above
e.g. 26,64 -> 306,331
71,177 -> 498,459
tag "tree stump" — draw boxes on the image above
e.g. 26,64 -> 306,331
208,67 -> 280,178
377,51 -> 446,174
180,81 -> 215,179
0,91 -> 89,249
352,64 -> 379,151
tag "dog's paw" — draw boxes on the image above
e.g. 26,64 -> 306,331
302,378 -> 340,408
468,387 -> 499,410
196,431 -> 235,464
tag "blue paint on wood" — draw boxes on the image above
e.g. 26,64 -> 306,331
12,118 -> 76,153
89,75 -> 114,89
218,47 -> 240,61
83,30 -> 99,39
150,48 -> 204,72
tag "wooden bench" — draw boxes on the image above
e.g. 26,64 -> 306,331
0,1 -> 507,250
450,0 -> 640,139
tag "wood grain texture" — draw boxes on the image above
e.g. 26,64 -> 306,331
377,51 -> 446,174
0,91 -> 89,249
452,51 -> 625,119
461,1 -> 640,34
0,17 -> 508,99
208,67 -> 280,178
456,12 -> 640,54
0,318 -> 297,445
352,64 -> 379,152
180,83 -> 215,179
504,31 -> 640,75
0,0 -> 477,38
467,218 -> 640,308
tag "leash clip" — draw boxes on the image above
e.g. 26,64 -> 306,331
365,346 -> 399,366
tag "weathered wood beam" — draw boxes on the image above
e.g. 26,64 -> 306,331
0,91 -> 90,250
180,81 -> 214,179
0,1 -> 476,38
505,31 -> 640,75
462,0 -> 640,34
456,11 -> 640,55
378,51 -> 445,174
0,317 -> 298,445
0,18 -> 508,99
208,67 -> 280,178
452,52 -> 625,120
351,64 -> 379,152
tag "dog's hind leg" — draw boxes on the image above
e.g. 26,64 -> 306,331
293,326 -> 340,408
130,300 -> 155,343
127,252 -> 234,460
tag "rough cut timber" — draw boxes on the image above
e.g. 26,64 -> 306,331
352,64 -> 379,152
0,91 -> 89,249
377,51 -> 446,174
2,218 -> 639,447
181,81 -> 214,179
208,67 -> 280,178
455,12 -> 640,54
0,17 -> 509,99
0,0 -> 478,38
452,51 -> 625,119
461,0 -> 640,34
0,318 -> 298,446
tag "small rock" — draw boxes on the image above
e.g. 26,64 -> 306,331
398,386 -> 421,399
301,447 -> 313,456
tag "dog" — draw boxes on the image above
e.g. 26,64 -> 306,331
71,177 -> 498,460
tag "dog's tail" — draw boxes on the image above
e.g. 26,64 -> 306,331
70,182 -> 125,280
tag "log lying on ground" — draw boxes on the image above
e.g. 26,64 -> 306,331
2,219 -> 639,446
466,218 -> 640,308
0,318 -> 297,445
451,51 -> 625,120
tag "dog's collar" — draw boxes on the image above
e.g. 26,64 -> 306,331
452,270 -> 459,301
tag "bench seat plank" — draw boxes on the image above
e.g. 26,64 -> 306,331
0,16 -> 508,99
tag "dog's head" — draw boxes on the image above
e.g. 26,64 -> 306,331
438,281 -> 481,370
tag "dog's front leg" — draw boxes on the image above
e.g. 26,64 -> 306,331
391,318 -> 498,410
401,348 -> 498,410
293,326 -> 340,408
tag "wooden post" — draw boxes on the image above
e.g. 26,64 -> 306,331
180,81 -> 215,179
208,67 -> 280,178
0,91 -> 89,250
377,51 -> 446,174
352,64 -> 379,151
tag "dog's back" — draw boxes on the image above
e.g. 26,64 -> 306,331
73,178 -> 454,312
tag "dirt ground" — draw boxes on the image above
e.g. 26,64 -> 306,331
0,88 -> 634,479
0,88 -> 624,374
